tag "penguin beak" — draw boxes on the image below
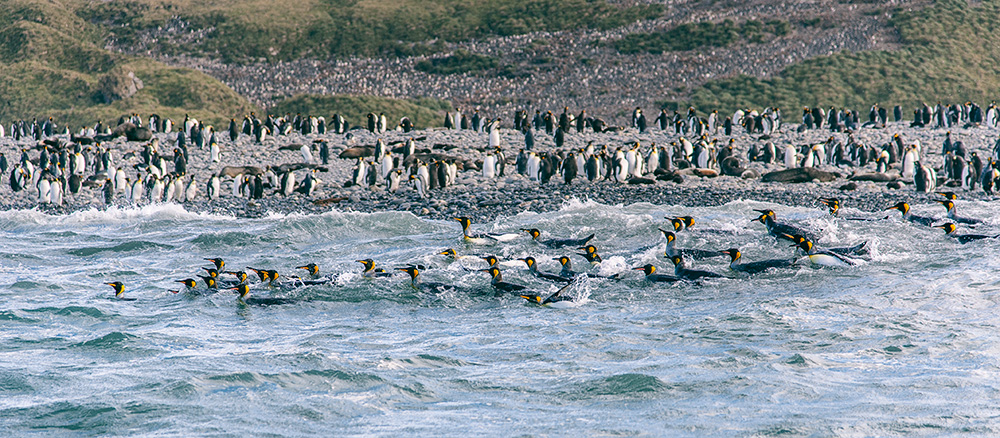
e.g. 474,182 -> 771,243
884,205 -> 898,211
631,266 -> 644,271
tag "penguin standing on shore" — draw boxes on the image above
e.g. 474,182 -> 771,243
103,179 -> 114,204
585,152 -> 601,182
561,152 -> 578,185
488,119 -> 501,148
207,175 -> 220,200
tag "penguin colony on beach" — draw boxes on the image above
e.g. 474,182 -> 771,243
7,100 -> 1000,210
102,191 -> 993,306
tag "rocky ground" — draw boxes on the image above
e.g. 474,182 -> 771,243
116,0 -> 925,124
5,115 -> 997,223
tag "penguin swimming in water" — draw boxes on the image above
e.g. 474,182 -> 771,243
885,201 -> 936,226
291,263 -> 332,285
934,222 -> 998,244
668,255 -> 722,281
233,284 -> 295,306
518,256 -> 572,283
576,245 -> 603,266
791,238 -> 857,267
357,259 -> 393,278
520,228 -> 595,248
660,229 -> 721,260
752,210 -> 817,242
936,199 -> 981,225
454,217 -> 518,243
175,278 -> 199,293
104,281 -> 136,301
520,281 -> 576,308
632,264 -> 681,283
205,258 -> 225,271
481,266 -> 526,295
396,266 -> 455,294
666,216 -> 695,232
720,248 -> 791,275
554,255 -> 582,278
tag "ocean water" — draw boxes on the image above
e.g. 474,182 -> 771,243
2,198 -> 999,436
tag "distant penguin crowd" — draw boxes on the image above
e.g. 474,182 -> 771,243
5,99 -> 1000,210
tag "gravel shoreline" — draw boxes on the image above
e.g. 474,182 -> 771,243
5,116 -> 996,223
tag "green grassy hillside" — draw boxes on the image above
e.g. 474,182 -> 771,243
612,19 -> 790,54
269,94 -> 453,129
0,0 -> 257,130
76,0 -> 663,63
680,0 -> 1000,113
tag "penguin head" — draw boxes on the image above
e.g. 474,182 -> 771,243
233,284 -> 250,300
791,238 -> 813,253
668,255 -> 684,267
678,216 -> 695,229
578,245 -> 597,255
520,228 -> 541,240
482,255 -> 499,267
453,217 -> 472,231
782,233 -> 807,246
885,202 -> 909,215
935,222 -> 957,235
202,267 -> 219,278
481,267 -> 502,280
936,192 -> 957,201
296,263 -> 319,276
356,259 -> 377,272
659,229 -> 676,244
819,197 -> 840,215
225,271 -> 248,283
247,267 -> 269,282
555,256 -> 571,267
632,264 -> 656,276
721,249 -> 742,263
438,249 -> 456,257
105,281 -> 125,297
175,278 -> 197,289
518,257 -> 535,268
395,266 -> 419,280
198,275 -> 216,289
936,199 -> 955,212
519,294 -> 544,304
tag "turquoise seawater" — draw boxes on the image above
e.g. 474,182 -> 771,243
1,199 -> 999,436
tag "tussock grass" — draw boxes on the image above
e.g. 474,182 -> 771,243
680,0 -> 1000,113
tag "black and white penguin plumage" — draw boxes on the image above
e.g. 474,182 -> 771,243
561,152 -> 577,185
386,169 -> 402,193
585,153 -> 600,182
319,141 -> 330,165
